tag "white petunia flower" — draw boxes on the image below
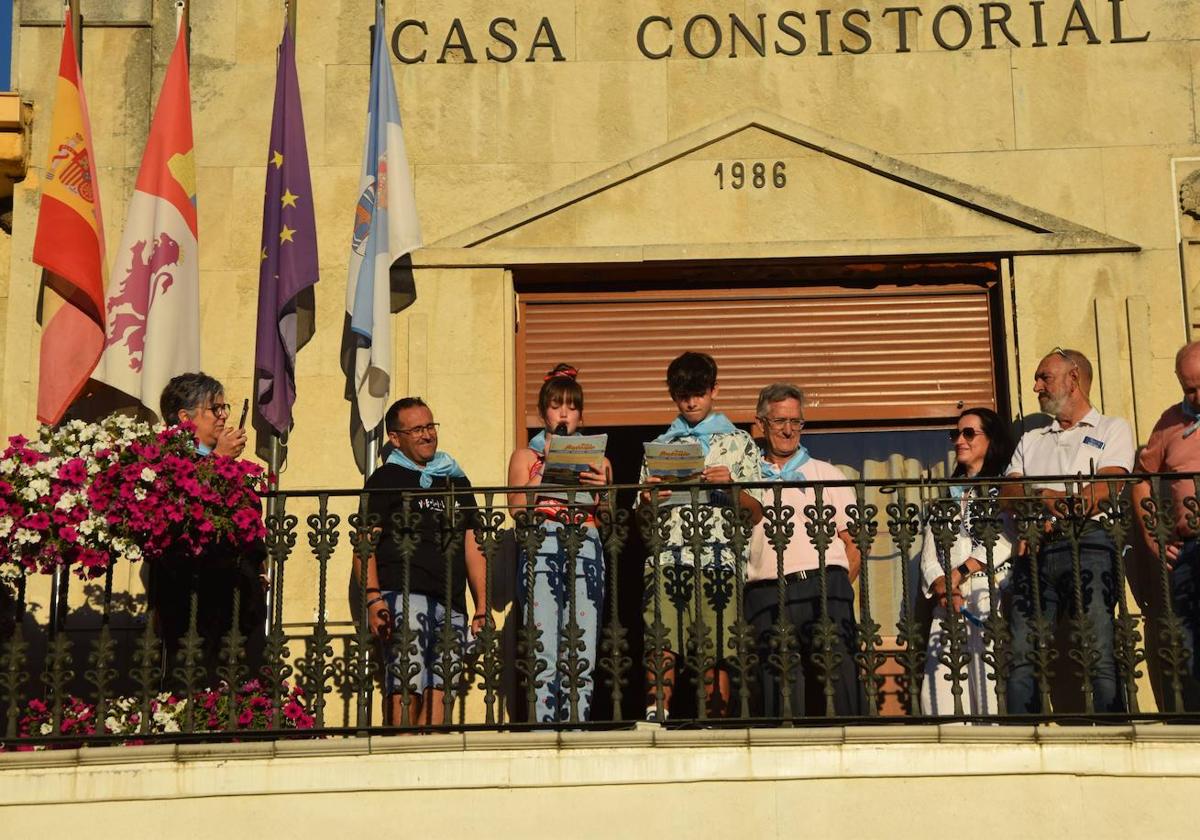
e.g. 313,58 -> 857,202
139,467 -> 156,483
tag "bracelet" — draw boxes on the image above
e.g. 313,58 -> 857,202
365,587 -> 382,594
366,596 -> 386,609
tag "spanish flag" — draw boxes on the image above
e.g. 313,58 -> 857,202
33,11 -> 107,425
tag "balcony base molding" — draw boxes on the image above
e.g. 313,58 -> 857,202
3,723 -> 1200,835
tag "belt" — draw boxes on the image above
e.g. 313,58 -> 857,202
1042,523 -> 1113,549
1046,519 -> 1108,539
746,567 -> 848,587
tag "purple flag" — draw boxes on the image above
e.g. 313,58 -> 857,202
254,24 -> 318,442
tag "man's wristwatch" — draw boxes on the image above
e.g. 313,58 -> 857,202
955,561 -> 973,579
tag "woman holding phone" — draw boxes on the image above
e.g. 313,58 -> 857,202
919,407 -> 1015,717
507,364 -> 611,724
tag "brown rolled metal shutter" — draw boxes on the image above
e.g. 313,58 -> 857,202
518,285 -> 997,428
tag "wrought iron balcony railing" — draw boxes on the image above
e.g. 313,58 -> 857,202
2,473 -> 1199,748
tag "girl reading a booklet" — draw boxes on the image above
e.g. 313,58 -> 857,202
507,363 -> 612,724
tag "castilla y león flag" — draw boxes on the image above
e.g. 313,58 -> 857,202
33,13 -> 107,425
94,19 -> 199,416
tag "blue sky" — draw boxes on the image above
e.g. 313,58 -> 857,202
0,0 -> 12,91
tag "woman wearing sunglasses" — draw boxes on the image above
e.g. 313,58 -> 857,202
919,407 -> 1015,717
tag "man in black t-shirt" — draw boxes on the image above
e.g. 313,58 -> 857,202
360,397 -> 488,726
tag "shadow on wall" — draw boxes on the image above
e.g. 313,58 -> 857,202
0,578 -> 149,702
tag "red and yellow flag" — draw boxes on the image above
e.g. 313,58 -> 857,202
32,12 -> 107,424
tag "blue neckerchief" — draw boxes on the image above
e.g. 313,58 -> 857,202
760,446 -> 810,481
386,448 -> 465,489
1183,400 -> 1200,439
949,484 -> 966,500
529,430 -> 548,454
196,442 -> 212,457
528,429 -> 581,455
654,412 -> 737,455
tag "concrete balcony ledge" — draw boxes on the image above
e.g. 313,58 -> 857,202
2,725 -> 1200,836
3,722 -> 1200,775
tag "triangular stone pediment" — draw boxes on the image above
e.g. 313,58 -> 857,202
429,110 -> 1136,261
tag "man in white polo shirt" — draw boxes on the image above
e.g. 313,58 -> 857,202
1004,348 -> 1134,714
744,383 -> 863,718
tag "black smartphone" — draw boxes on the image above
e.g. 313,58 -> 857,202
237,398 -> 250,430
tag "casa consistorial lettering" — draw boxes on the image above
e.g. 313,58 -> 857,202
388,1 -> 1149,64
635,1 -> 1150,59
391,16 -> 566,63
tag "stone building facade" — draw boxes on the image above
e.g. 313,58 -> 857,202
1,0 -> 1198,621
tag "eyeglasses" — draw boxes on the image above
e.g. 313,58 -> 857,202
949,427 -> 984,442
206,403 -> 231,418
390,422 -> 440,436
760,417 -> 804,431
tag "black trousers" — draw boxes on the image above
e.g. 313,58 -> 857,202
149,548 -> 267,685
744,566 -> 864,718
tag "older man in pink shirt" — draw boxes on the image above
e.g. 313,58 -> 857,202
1133,341 -> 1200,711
745,383 -> 863,718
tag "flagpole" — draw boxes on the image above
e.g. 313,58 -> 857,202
176,0 -> 190,57
254,3 -> 320,631
266,430 -> 283,636
48,0 -> 83,639
67,0 -> 81,58
347,0 -> 417,479
261,0 -> 289,639
360,0 -> 383,479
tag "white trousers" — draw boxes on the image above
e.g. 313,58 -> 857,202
920,575 -> 1002,717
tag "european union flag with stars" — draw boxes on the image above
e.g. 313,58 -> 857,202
254,23 -> 318,443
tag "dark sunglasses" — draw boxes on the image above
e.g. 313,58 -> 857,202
949,427 -> 984,442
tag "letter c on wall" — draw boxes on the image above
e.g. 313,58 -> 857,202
637,15 -> 673,59
392,19 -> 428,64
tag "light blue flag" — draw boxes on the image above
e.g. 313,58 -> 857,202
344,1 -> 421,433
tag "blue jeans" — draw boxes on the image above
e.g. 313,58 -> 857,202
1166,540 -> 1200,711
1007,531 -> 1123,714
519,520 -> 605,723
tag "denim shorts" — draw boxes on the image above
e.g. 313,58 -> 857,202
380,592 -> 467,693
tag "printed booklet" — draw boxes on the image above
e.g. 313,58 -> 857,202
540,433 -> 608,502
642,441 -> 708,506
